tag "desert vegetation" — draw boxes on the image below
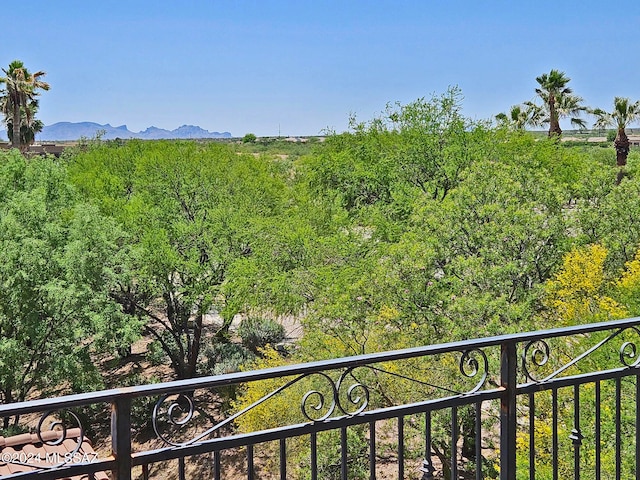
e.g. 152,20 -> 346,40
2,66 -> 640,477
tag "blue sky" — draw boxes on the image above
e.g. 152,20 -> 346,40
4,1 -> 640,137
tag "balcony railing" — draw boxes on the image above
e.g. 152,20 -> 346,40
2,317 -> 640,479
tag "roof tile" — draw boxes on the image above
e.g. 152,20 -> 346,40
0,428 -> 109,479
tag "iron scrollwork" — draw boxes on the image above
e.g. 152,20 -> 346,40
616,325 -> 640,367
522,326 -> 640,384
37,409 -> 84,448
336,367 -> 370,415
522,339 -> 551,382
300,371 -> 339,421
620,340 -> 640,367
301,350 -> 490,421
152,349 -> 492,447
294,368 -> 370,421
153,393 -> 197,447
459,348 -> 489,393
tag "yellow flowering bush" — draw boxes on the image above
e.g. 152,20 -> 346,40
544,244 -> 627,324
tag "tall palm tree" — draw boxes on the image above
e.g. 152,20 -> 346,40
6,100 -> 44,148
591,97 -> 640,167
0,60 -> 50,151
534,69 -> 586,136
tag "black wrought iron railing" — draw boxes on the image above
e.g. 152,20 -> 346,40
2,317 -> 640,479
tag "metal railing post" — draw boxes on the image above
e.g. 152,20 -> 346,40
111,396 -> 133,480
500,340 -> 517,480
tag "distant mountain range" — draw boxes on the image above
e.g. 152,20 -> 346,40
0,122 -> 232,141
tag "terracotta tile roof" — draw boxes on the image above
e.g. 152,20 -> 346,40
0,428 -> 108,479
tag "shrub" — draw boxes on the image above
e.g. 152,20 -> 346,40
201,341 -> 255,376
238,317 -> 286,354
242,133 -> 257,143
147,339 -> 168,366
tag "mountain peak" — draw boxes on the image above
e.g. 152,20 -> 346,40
18,122 -> 233,141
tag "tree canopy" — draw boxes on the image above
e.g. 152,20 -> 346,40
0,151 -> 135,424
69,140 -> 290,379
532,69 -> 587,136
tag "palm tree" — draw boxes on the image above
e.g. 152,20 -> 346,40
495,103 -> 544,130
0,60 -> 50,151
534,69 -> 587,136
591,97 -> 640,167
6,100 -> 44,148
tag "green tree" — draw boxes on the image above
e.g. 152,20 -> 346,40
406,159 -> 568,335
532,69 -> 586,137
0,60 -> 49,151
295,131 -> 576,360
591,97 -> 640,173
295,97 -> 586,355
576,172 -> 640,268
303,87 -> 480,220
242,132 -> 257,143
386,87 -> 482,202
69,141 -> 289,379
0,151 -> 136,424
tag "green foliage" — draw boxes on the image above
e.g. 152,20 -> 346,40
202,341 -> 254,376
306,427 -> 370,480
302,87 -> 479,216
242,132 -> 257,143
147,338 -> 169,366
238,317 -> 286,354
575,172 -> 640,268
412,159 -> 568,333
297,150 -> 573,363
0,424 -> 29,438
0,151 -> 137,416
68,140 -> 290,379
